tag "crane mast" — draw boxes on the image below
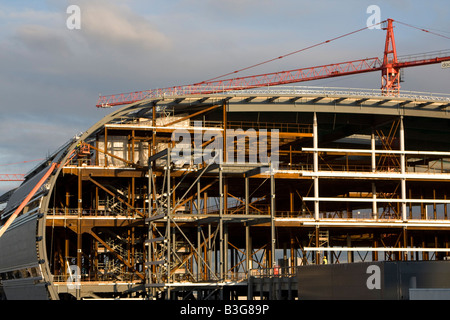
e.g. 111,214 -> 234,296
382,19 -> 400,95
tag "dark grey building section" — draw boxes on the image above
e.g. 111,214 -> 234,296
1,167 -> 47,217
0,216 -> 39,272
297,261 -> 450,300
2,278 -> 48,300
0,216 -> 49,300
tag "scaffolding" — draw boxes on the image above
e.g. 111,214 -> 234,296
2,90 -> 449,300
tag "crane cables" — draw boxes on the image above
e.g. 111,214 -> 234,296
394,20 -> 450,41
198,19 -> 450,85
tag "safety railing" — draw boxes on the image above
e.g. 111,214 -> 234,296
249,267 -> 297,278
224,85 -> 450,102
97,85 -> 450,108
278,163 -> 450,174
398,49 -> 450,64
53,272 -> 142,283
47,208 -> 145,217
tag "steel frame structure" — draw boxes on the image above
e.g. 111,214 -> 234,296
1,88 -> 450,300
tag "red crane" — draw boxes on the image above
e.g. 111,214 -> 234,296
0,174 -> 25,181
0,159 -> 43,182
96,18 -> 450,108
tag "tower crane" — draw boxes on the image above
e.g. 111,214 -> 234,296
92,19 -> 449,107
0,159 -> 43,182
0,174 -> 25,181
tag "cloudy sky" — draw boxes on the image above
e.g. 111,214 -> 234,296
0,0 -> 449,194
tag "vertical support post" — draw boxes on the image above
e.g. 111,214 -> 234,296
131,129 -> 135,164
371,129 -> 377,219
197,180 -> 201,214
197,225 -> 201,281
93,240 -> 98,280
371,129 -> 376,172
313,113 -> 319,220
131,177 -> 135,212
403,227 -> 408,261
152,102 -> 156,157
95,187 -> 99,216
290,235 -> 296,272
65,237 -> 69,277
347,235 -> 353,263
246,225 -> 252,273
224,224 -> 229,279
289,145 -> 292,170
224,179 -> 228,215
245,177 -> 249,216
208,223 -> 212,280
446,235 -> 449,260
95,133 -> 99,165
166,148 -> 171,298
203,236 -> 208,282
104,127 -> 108,167
409,189 -> 413,219
270,164 -> 276,268
149,159 -> 155,297
433,189 -> 437,220
65,189 -> 70,215
435,236 -> 439,261
372,183 -> 377,219
219,164 -> 224,280
400,116 -> 407,221
127,229 -> 131,269
422,238 -> 428,260
315,227 -> 320,264
245,176 -> 252,273
221,101 -> 228,284
132,229 -> 136,268
223,100 -> 227,163
127,134 -> 131,163
445,195 -> 448,219
289,187 -> 294,216
76,170 -> 82,300
373,233 -> 378,261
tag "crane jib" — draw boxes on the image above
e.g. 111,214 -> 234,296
95,19 -> 450,108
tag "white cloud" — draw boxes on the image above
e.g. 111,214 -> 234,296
77,0 -> 171,51
15,24 -> 71,57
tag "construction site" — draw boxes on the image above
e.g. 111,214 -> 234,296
1,19 -> 450,300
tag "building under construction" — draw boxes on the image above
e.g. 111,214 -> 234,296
1,19 -> 450,300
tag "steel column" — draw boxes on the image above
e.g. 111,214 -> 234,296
166,148 -> 172,299
313,113 -> 319,220
270,165 -> 276,268
219,165 -> 224,280
245,176 -> 252,273
400,116 -> 407,221
76,169 -> 82,300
